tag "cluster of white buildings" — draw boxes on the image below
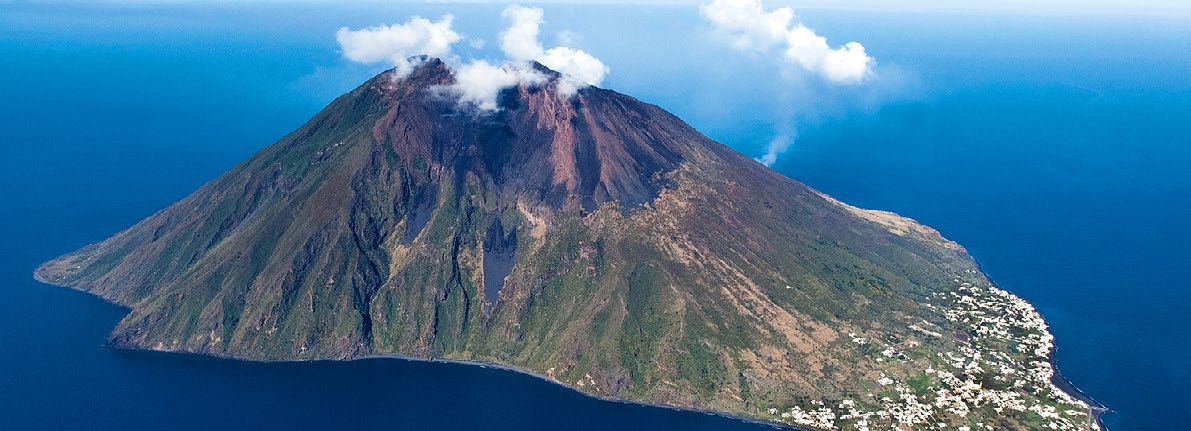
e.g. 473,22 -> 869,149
768,272 -> 1098,431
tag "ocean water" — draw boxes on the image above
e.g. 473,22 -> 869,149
1,3 -> 1187,430
767,14 -> 1191,431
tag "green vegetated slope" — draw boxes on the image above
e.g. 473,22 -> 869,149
38,60 -> 1086,429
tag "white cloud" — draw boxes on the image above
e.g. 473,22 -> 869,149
335,15 -> 463,77
446,60 -> 548,111
540,47 -> 608,96
701,0 -> 878,166
701,0 -> 873,84
335,7 -> 609,111
500,5 -> 546,62
500,5 -> 609,91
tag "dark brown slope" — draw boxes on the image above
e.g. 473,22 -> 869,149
36,59 -> 1081,429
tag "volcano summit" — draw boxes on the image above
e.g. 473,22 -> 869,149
37,60 -> 1098,430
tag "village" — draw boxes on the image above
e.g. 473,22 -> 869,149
769,270 -> 1099,431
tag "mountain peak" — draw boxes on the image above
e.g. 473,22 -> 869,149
366,57 -> 453,95
526,60 -> 565,79
373,58 -> 572,98
358,58 -> 692,212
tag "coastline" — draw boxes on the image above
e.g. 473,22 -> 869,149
33,267 -> 131,310
1049,347 -> 1110,430
35,261 -> 1102,431
969,260 -> 1110,431
105,346 -> 800,430
36,264 -> 797,430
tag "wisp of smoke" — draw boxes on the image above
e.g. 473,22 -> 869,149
756,133 -> 795,167
700,0 -> 884,166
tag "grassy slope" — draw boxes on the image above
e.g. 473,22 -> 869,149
37,64 -> 1055,428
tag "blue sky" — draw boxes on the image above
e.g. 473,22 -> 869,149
14,0 -> 1188,18
8,0 -> 1183,163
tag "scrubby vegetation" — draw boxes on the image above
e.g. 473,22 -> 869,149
36,60 -> 1096,430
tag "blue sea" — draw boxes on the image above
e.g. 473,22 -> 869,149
1,3 -> 1187,430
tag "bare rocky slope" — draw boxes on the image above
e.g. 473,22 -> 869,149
37,60 -> 1097,430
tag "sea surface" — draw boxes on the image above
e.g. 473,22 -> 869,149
1,3 -> 1187,430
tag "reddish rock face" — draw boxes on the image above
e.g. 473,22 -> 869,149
372,59 -> 688,212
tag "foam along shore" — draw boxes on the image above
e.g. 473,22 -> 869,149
1049,348 -> 1110,429
764,270 -> 1104,431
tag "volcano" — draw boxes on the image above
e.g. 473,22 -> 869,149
37,59 -> 1093,429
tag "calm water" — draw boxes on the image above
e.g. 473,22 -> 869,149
1,3 -> 1188,430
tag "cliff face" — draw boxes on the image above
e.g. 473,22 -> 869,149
37,60 -> 1095,429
